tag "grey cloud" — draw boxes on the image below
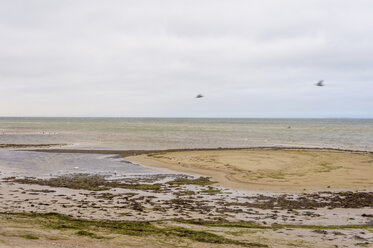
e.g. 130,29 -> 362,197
0,0 -> 372,117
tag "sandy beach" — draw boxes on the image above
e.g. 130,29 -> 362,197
126,148 -> 373,192
1,146 -> 372,247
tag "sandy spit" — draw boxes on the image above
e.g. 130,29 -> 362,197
125,148 -> 373,192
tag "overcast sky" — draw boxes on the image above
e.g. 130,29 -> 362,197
0,0 -> 372,118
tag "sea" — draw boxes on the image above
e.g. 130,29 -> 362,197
0,117 -> 372,151
0,117 -> 372,179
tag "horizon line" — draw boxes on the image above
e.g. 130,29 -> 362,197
1,116 -> 372,119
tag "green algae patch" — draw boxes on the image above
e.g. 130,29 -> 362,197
9,174 -> 162,192
177,219 -> 373,230
159,226 -> 268,247
279,224 -> 373,230
167,177 -> 216,186
177,219 -> 271,229
20,234 -> 39,240
200,188 -> 222,194
75,230 -> 105,239
0,213 -> 267,247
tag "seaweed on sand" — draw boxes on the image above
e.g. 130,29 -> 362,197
167,177 -> 216,186
0,212 -> 268,247
9,174 -> 162,192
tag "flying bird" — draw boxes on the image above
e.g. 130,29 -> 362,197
195,94 -> 204,98
316,80 -> 324,87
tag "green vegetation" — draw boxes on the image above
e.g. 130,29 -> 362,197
225,230 -> 258,236
1,213 -> 371,247
285,240 -> 311,247
160,226 -> 267,247
98,193 -> 116,199
9,174 -> 162,192
20,234 -> 39,240
177,220 -> 271,229
179,190 -> 195,196
200,188 -> 222,194
167,177 -> 216,186
75,230 -> 105,239
279,224 -> 373,230
176,219 -> 372,230
11,175 -> 110,191
0,213 -> 267,247
124,183 -> 161,191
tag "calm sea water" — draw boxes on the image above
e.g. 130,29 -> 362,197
1,117 -> 372,151
0,149 -> 167,179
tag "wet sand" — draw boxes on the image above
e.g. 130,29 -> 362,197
125,148 -> 373,192
1,180 -> 372,248
1,146 -> 373,247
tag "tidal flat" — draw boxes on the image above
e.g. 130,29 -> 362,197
0,147 -> 372,247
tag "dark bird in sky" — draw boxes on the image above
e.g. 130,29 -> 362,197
316,80 -> 324,86
196,94 -> 204,98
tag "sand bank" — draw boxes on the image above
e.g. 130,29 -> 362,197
125,148 -> 373,192
1,147 -> 373,247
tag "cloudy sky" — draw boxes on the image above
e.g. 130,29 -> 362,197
0,0 -> 372,118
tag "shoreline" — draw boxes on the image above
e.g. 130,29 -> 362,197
1,145 -> 372,247
4,145 -> 373,192
24,145 -> 373,154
